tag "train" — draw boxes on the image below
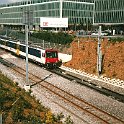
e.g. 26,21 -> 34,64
0,36 -> 62,68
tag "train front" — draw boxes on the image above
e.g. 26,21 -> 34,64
45,49 -> 62,68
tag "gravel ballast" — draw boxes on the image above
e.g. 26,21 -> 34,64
0,53 -> 124,123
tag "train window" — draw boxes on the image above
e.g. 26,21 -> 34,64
29,47 -> 41,58
35,49 -> 41,58
20,45 -> 26,52
7,41 -> 16,49
0,39 -> 5,45
46,51 -> 58,58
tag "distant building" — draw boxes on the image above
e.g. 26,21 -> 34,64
0,0 -> 124,27
94,0 -> 124,25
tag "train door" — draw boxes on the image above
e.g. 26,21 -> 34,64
41,49 -> 46,64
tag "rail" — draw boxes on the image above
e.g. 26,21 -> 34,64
0,55 -> 124,124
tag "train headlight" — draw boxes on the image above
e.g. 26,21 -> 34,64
53,63 -> 56,66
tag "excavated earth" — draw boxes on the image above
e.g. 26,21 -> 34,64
64,37 -> 124,81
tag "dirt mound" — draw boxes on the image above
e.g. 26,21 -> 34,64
64,37 -> 124,80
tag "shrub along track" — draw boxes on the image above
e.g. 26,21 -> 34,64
0,57 -> 124,124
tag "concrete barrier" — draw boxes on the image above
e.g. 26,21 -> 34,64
58,53 -> 72,63
60,66 -> 124,95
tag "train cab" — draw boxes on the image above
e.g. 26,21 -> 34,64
45,49 -> 62,68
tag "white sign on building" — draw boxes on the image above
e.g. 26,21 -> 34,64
40,17 -> 68,27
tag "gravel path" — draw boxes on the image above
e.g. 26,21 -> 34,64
0,53 -> 124,124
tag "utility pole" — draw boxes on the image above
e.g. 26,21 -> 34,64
0,113 -> 2,124
25,23 -> 29,84
23,4 -> 33,86
97,26 -> 102,76
23,10 -> 30,85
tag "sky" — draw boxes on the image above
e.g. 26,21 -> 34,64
0,0 -> 24,4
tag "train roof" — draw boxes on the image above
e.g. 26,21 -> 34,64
0,35 -> 58,52
45,48 -> 58,52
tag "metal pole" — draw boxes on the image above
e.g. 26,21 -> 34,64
43,40 -> 45,49
78,38 -> 80,48
24,1 -> 33,85
0,113 -> 2,124
6,28 -> 7,37
93,0 -> 95,25
60,0 -> 63,18
97,26 -> 102,76
87,18 -> 88,34
25,24 -> 29,84
21,1 -> 33,90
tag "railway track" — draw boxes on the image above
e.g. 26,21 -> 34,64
0,56 -> 124,124
51,68 -> 124,103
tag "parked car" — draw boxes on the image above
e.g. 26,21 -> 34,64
91,32 -> 108,36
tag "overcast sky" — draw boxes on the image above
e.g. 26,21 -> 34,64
0,0 -> 24,4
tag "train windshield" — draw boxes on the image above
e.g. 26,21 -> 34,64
46,51 -> 58,58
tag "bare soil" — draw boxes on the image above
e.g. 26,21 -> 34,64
64,37 -> 124,80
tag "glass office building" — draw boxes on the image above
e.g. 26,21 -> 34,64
0,0 -> 94,25
95,0 -> 124,24
0,0 -> 94,26
0,0 -> 124,26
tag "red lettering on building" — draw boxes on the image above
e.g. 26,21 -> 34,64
43,22 -> 48,26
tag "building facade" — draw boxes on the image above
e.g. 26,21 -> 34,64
0,0 -> 124,26
0,0 -> 94,26
95,0 -> 124,25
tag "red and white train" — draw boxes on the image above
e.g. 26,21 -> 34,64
0,36 -> 62,68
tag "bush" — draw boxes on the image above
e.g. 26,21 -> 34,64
0,71 -> 73,123
12,106 -> 24,121
109,37 -> 124,43
64,116 -> 73,124
32,31 -> 74,45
